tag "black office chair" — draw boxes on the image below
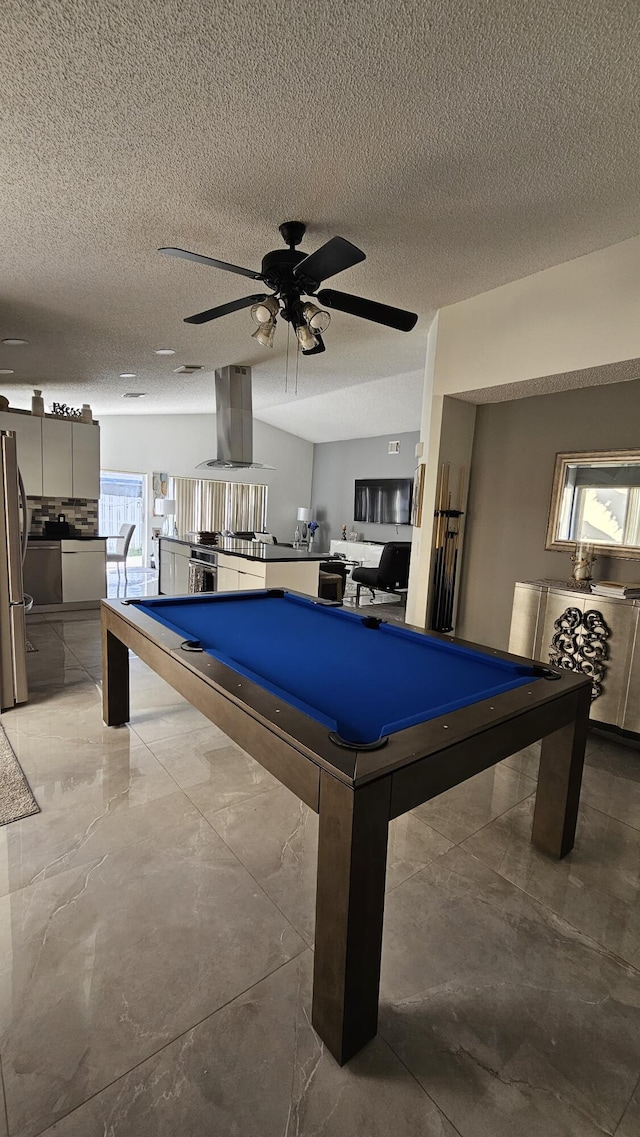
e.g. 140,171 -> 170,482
351,542 -> 411,605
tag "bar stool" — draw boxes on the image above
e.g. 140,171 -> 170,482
318,571 -> 344,602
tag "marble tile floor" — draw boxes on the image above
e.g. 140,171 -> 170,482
106,565 -> 159,600
0,612 -> 639,1135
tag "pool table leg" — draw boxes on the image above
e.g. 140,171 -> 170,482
312,770 -> 391,1065
532,685 -> 591,858
102,626 -> 130,726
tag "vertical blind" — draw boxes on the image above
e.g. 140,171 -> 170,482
170,477 -> 267,535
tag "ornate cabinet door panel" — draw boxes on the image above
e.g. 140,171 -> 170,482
540,592 -> 587,674
540,592 -> 631,728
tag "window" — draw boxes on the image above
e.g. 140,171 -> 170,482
547,450 -> 640,559
100,471 -> 145,564
170,478 -> 267,536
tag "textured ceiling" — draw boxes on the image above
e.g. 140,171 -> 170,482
1,0 -> 639,440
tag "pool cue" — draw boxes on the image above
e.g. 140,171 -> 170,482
434,461 -> 447,632
430,462 -> 446,629
442,463 -> 452,628
443,482 -> 455,630
430,464 -> 442,628
443,467 -> 464,630
450,467 -> 465,628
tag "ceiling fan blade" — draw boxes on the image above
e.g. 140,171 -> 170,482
317,289 -> 418,332
294,237 -> 366,284
159,247 -> 263,282
184,294 -> 267,325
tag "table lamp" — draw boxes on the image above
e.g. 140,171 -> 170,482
296,507 -> 311,547
155,498 -> 177,536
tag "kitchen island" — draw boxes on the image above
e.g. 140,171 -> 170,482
159,536 -> 328,597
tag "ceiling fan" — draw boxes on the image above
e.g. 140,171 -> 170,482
159,221 -> 418,356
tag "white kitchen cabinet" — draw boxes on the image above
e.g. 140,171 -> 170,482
174,546 -> 190,594
236,567 -> 266,590
72,423 -> 100,498
159,539 -> 191,595
61,540 -> 106,602
263,560 -> 319,595
0,412 -> 101,500
159,549 -> 173,594
0,411 -> 43,495
217,565 -> 239,592
42,418 -> 73,497
217,552 -> 319,596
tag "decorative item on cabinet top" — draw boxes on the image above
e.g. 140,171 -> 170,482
50,402 -> 83,419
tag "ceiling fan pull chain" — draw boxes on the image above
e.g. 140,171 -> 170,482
295,339 -> 300,396
285,321 -> 291,393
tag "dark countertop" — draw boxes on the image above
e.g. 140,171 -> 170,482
161,535 -> 329,564
28,534 -> 108,542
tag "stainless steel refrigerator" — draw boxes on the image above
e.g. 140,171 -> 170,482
0,430 -> 28,710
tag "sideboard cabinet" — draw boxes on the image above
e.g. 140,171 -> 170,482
509,580 -> 640,733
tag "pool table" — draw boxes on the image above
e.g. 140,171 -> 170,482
102,590 -> 591,1065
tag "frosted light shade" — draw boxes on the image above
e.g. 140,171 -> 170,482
295,323 -> 317,352
297,507 -> 311,522
251,296 -> 279,325
155,498 -> 176,515
252,321 -> 276,348
302,302 -> 331,332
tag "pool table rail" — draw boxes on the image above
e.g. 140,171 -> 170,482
102,597 -> 589,794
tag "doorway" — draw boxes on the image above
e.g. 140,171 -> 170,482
99,471 -> 145,566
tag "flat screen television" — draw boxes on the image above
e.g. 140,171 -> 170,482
354,478 -> 413,525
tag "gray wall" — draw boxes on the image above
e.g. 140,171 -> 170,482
311,431 -> 420,552
457,378 -> 640,650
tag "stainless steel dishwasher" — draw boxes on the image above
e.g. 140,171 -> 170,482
23,542 -> 62,604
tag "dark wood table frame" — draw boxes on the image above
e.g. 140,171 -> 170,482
101,594 -> 591,1065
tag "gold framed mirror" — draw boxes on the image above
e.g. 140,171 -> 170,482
546,449 -> 640,560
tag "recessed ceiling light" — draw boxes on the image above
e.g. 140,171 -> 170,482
122,392 -> 146,399
154,348 -> 175,355
0,368 -> 15,375
119,372 -> 136,378
2,338 -> 28,346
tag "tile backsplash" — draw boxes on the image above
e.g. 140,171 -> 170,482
28,497 -> 99,536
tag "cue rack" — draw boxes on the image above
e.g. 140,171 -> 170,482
429,462 -> 465,633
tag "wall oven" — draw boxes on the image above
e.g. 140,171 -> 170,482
188,546 -> 218,593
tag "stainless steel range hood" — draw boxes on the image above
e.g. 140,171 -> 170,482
196,365 -> 274,470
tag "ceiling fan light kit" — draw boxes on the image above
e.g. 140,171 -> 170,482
302,302 -> 331,332
295,322 -> 318,352
252,321 -> 276,348
250,295 -> 279,325
159,222 -> 418,356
